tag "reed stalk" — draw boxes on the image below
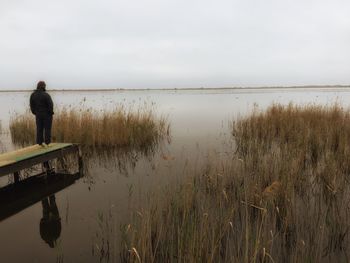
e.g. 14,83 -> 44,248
9,104 -> 168,151
121,103 -> 350,262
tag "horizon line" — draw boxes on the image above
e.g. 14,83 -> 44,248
0,84 -> 350,92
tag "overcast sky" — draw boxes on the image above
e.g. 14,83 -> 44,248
0,0 -> 349,89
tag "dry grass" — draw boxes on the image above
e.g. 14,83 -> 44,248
121,103 -> 350,262
9,104 -> 169,151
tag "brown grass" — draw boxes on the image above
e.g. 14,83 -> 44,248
121,103 -> 350,262
9,104 -> 169,151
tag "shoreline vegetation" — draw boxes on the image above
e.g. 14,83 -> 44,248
9,104 -> 169,152
121,103 -> 350,262
1,85 -> 350,92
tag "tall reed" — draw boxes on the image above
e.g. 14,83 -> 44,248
9,104 -> 168,151
121,103 -> 350,262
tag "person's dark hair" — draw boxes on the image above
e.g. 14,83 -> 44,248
37,81 -> 46,91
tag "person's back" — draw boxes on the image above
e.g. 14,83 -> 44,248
30,81 -> 54,146
30,87 -> 53,116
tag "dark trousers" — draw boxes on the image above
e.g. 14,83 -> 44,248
40,195 -> 61,248
36,114 -> 53,145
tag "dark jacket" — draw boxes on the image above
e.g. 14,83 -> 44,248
30,89 -> 54,115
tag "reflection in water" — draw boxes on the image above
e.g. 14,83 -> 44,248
83,146 -> 156,175
0,172 -> 82,255
40,195 -> 61,248
79,127 -> 170,178
0,172 -> 81,222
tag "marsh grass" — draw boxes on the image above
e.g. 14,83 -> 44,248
9,104 -> 168,152
121,103 -> 350,262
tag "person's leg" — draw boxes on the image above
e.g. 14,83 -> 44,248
44,115 -> 53,145
41,198 -> 50,218
49,195 -> 60,217
36,115 -> 44,145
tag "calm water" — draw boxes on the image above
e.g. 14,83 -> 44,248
0,88 -> 350,262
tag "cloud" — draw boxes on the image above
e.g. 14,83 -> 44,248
0,0 -> 349,89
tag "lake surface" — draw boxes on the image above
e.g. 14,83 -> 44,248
0,87 -> 350,262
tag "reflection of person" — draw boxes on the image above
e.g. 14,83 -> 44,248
30,81 -> 54,146
40,195 -> 61,248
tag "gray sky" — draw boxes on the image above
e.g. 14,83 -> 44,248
0,0 -> 349,89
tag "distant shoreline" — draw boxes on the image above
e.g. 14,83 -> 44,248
0,85 -> 350,92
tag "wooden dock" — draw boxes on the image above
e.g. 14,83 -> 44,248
0,143 -> 81,179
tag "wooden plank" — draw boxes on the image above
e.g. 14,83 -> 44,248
0,160 -> 14,167
0,143 -> 73,166
0,144 -> 79,177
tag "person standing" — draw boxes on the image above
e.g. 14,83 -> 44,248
30,81 -> 54,146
